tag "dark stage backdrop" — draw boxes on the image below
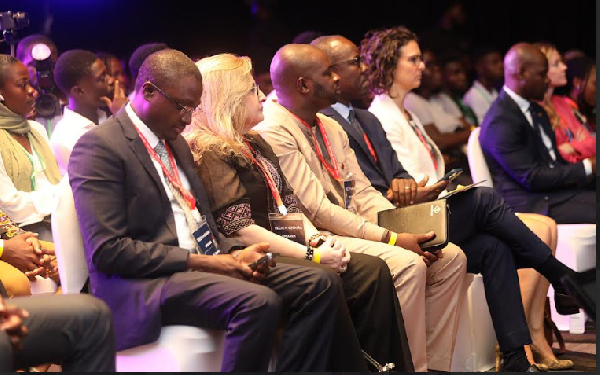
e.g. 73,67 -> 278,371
1,0 -> 596,63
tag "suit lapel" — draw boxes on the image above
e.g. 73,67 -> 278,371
117,109 -> 176,238
322,106 -> 379,169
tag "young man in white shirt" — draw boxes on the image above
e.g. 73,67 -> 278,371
51,50 -> 127,175
463,47 -> 504,124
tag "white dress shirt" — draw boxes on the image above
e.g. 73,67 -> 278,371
125,104 -> 202,252
503,86 -> 592,176
50,108 -> 107,176
331,102 -> 353,122
369,94 -> 445,185
405,92 -> 464,133
463,81 -> 498,124
0,121 -> 57,226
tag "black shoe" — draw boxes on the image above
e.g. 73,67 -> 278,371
554,291 -> 580,315
561,269 -> 596,320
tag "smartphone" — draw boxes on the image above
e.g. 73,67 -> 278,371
440,168 -> 463,182
248,252 -> 279,271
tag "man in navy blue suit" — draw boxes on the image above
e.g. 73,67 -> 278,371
314,36 -> 590,372
479,43 -> 595,224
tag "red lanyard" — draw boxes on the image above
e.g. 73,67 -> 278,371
241,140 -> 287,215
410,121 -> 438,171
362,133 -> 378,164
134,127 -> 196,210
293,114 -> 342,181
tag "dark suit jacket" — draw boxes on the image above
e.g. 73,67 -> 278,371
320,106 -> 412,195
479,89 -> 588,215
68,108 -> 219,351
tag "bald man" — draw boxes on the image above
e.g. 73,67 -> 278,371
255,43 -> 468,372
480,43 -> 596,224
68,49 -> 357,372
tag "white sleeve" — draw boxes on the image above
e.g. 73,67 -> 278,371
0,152 -> 56,226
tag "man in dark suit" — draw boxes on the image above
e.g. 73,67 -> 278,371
479,43 -> 596,224
313,36 -> 591,372
68,49 -> 362,372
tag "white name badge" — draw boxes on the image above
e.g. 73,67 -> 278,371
193,215 -> 220,255
268,212 -> 306,245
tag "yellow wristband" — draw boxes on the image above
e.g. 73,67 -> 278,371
0,239 -> 4,259
388,232 -> 398,246
313,248 -> 321,264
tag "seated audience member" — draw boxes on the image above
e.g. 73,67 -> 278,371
127,43 -> 169,101
97,52 -> 131,95
0,55 -> 61,241
479,43 -> 596,224
463,47 -> 504,124
320,34 -> 571,370
358,28 -> 588,371
256,43 -> 468,373
0,207 -> 55,297
440,53 -> 479,127
0,293 -> 115,372
402,49 -> 472,181
564,56 -> 596,135
15,34 -> 65,134
68,49 -> 360,372
187,53 -> 413,371
535,44 -> 595,164
50,50 -> 127,175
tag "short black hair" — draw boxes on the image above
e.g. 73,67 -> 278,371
54,50 -> 98,94
128,43 -> 169,82
135,49 -> 201,92
472,46 -> 501,66
16,34 -> 56,62
439,52 -> 463,69
0,54 -> 20,87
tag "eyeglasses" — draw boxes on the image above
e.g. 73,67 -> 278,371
250,82 -> 260,97
331,56 -> 361,68
146,80 -> 195,120
404,55 -> 424,66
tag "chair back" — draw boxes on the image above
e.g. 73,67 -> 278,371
467,128 -> 494,188
52,174 -> 88,294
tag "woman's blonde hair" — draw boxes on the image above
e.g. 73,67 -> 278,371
534,42 -> 564,130
186,53 -> 255,164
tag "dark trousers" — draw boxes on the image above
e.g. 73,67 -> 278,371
160,262 -> 355,372
447,187 -> 556,351
0,295 -> 115,372
548,190 -> 596,224
280,253 -> 414,372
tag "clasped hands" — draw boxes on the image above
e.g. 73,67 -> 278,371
0,295 -> 28,353
2,233 -> 57,281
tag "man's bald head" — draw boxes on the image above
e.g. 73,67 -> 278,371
270,43 -> 340,111
504,43 -> 549,101
270,44 -> 329,94
310,35 -> 356,63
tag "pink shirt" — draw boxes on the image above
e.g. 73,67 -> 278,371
551,96 -> 596,163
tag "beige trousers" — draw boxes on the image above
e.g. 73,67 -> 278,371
0,260 -> 31,297
335,237 -> 467,372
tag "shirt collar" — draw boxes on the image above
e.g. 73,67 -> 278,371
331,102 -> 354,122
503,85 -> 531,113
62,107 -> 106,128
125,103 -> 161,148
474,80 -> 498,95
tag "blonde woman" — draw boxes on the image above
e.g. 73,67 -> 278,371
186,53 -> 413,372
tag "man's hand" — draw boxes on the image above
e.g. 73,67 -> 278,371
1,233 -> 41,275
558,143 -> 577,156
0,296 -> 29,352
414,179 -> 449,203
187,253 -> 254,281
233,242 -> 275,283
101,80 -> 128,114
395,231 -> 442,266
387,178 -> 418,207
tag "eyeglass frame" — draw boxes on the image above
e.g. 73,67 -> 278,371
146,80 -> 195,119
330,55 -> 361,68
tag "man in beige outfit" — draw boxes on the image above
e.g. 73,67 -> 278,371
254,43 -> 468,372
